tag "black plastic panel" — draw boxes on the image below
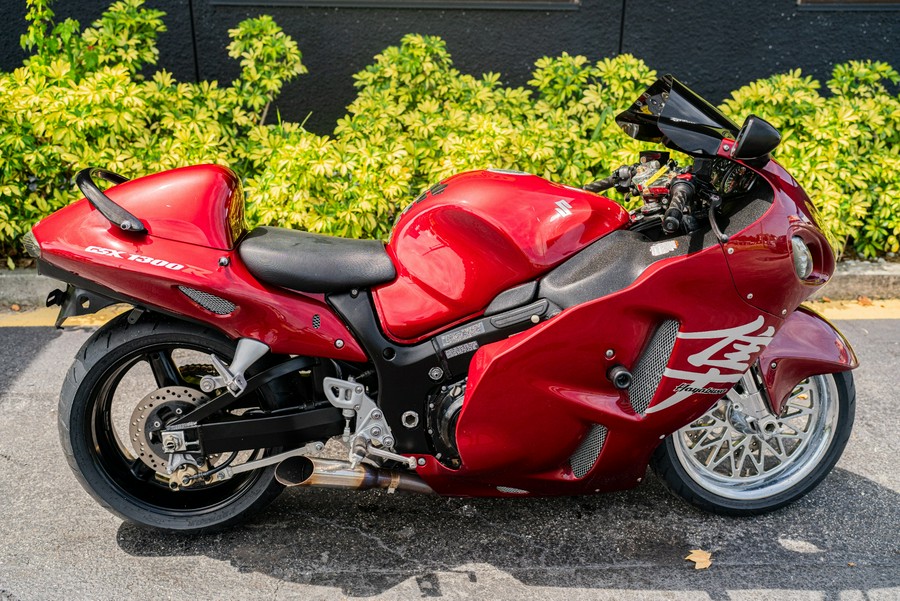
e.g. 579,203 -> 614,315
539,185 -> 772,309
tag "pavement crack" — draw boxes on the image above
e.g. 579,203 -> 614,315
471,514 -> 554,564
306,515 -> 413,564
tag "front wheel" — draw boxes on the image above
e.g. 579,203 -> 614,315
651,371 -> 855,515
59,313 -> 300,532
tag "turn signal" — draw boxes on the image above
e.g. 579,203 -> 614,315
22,229 -> 41,259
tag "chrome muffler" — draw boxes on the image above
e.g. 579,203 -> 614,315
274,456 -> 434,495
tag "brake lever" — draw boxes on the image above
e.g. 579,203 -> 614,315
707,194 -> 730,243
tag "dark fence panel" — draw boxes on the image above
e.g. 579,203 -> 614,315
189,0 -> 621,132
0,1 -> 197,83
621,1 -> 900,105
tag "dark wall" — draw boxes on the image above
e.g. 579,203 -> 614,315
2,0 -> 899,134
189,1 -> 621,131
0,1 -> 198,82
621,1 -> 900,104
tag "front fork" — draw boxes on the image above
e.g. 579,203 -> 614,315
725,364 -> 781,437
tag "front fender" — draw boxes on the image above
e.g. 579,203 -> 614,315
758,306 -> 858,415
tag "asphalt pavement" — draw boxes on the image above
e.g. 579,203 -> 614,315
0,313 -> 897,600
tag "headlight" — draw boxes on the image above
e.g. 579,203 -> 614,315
791,236 -> 813,280
22,229 -> 41,259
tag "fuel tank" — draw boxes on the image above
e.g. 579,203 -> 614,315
372,170 -> 629,342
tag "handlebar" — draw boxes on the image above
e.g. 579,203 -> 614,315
662,180 -> 694,234
584,175 -> 617,193
584,165 -> 634,194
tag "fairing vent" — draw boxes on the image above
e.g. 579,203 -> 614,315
569,424 -> 607,479
496,486 -> 529,494
178,286 -> 236,315
629,320 -> 680,415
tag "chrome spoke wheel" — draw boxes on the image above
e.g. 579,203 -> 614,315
671,374 -> 839,501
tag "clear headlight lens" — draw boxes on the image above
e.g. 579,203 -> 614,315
22,229 -> 41,259
791,236 -> 813,280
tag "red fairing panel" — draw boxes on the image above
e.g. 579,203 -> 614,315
416,242 -> 784,496
32,169 -> 367,362
373,170 -> 629,342
92,165 -> 246,250
757,306 -> 858,415
720,156 -> 835,317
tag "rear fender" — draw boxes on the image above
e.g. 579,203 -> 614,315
758,306 -> 858,415
48,284 -> 124,328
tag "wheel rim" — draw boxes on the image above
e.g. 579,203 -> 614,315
86,339 -> 269,516
672,374 -> 839,501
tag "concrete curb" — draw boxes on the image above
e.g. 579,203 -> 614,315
2,261 -> 899,308
0,270 -> 65,308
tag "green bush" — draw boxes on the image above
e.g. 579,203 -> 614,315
0,0 -> 305,263
1,0 -> 899,264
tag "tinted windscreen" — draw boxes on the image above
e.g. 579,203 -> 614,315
616,75 -> 740,156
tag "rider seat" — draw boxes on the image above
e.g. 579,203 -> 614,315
239,226 -> 397,293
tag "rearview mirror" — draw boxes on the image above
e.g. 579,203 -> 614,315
732,115 -> 781,160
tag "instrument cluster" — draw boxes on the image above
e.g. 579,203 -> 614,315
710,158 -> 757,195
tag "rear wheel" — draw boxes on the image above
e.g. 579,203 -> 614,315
651,371 -> 855,515
59,313 -> 301,532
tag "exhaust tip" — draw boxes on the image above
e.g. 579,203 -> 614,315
275,456 -> 315,487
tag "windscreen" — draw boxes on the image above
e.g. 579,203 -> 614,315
616,75 -> 740,156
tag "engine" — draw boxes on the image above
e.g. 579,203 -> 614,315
427,380 -> 466,468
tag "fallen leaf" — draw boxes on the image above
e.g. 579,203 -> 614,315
685,549 -> 713,570
10,304 -> 20,312
848,561 -> 856,567
858,295 -> 873,306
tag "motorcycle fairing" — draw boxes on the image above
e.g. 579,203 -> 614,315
720,159 -> 835,317
373,170 -> 629,342
758,307 -> 858,415
416,241 -> 782,495
414,161 -> 839,496
32,166 -> 367,361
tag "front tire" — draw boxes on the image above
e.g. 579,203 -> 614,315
59,313 -> 293,532
651,371 -> 855,515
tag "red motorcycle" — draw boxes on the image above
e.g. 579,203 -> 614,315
27,76 -> 857,531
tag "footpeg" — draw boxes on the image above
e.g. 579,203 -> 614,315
323,377 -> 414,469
200,338 -> 269,396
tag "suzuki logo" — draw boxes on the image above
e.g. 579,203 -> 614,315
554,199 -> 572,218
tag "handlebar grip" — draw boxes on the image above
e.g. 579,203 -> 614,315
584,175 -> 617,193
662,180 -> 694,234
662,207 -> 683,234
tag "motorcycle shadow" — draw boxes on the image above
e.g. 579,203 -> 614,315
117,467 -> 899,597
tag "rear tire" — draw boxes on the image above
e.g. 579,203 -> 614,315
651,371 -> 855,515
59,313 -> 294,532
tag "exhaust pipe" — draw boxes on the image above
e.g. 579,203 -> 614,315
274,456 -> 434,495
